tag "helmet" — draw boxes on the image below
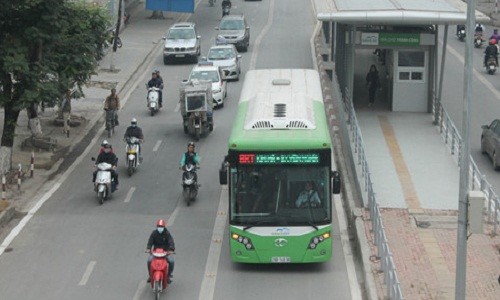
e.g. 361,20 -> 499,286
101,140 -> 111,148
131,118 -> 137,125
156,219 -> 166,227
187,141 -> 195,148
490,38 -> 497,45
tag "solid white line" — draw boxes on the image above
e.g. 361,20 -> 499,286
124,186 -> 136,203
197,186 -> 228,300
78,261 -> 96,286
132,280 -> 147,300
249,0 -> 275,70
152,140 -> 162,152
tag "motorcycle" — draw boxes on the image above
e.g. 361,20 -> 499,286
182,163 -> 199,206
222,4 -> 230,17
146,85 -> 161,116
105,109 -> 117,138
474,33 -> 483,48
457,28 -> 466,41
125,136 -> 141,176
486,56 -> 497,75
148,248 -> 172,300
92,160 -> 115,205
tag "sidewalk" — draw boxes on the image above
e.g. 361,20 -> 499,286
0,4 -> 186,227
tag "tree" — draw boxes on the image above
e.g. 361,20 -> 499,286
0,0 -> 110,173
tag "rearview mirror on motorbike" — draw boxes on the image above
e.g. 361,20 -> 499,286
331,170 -> 341,194
219,160 -> 228,185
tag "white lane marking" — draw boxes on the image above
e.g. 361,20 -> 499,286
167,205 -> 180,227
197,186 -> 228,300
152,140 -> 162,152
124,187 -> 136,203
174,102 -> 180,113
443,41 -> 500,99
132,280 -> 147,300
78,261 -> 96,286
249,0 -> 275,70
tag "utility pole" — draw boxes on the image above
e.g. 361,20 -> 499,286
455,0 -> 476,298
110,0 -> 123,71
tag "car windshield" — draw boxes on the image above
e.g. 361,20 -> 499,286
208,48 -> 234,60
190,70 -> 219,83
219,20 -> 244,30
167,28 -> 195,39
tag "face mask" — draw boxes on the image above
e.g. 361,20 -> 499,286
157,227 -> 164,234
132,124 -> 137,128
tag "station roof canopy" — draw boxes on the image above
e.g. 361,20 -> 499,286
314,0 -> 491,25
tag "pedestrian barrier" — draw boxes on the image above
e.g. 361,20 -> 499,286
433,98 -> 500,235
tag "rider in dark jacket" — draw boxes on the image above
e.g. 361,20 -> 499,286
92,140 -> 119,190
146,219 -> 175,283
484,39 -> 499,66
124,118 -> 144,162
222,0 -> 231,17
147,72 -> 164,107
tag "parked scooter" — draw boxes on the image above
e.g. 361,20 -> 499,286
181,163 -> 199,206
146,85 -> 161,116
92,160 -> 115,205
474,32 -> 484,48
486,56 -> 497,74
147,248 -> 172,300
125,136 -> 141,176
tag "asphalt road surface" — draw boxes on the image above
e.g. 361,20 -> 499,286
0,1 -> 356,300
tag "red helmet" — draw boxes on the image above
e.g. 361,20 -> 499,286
490,38 -> 497,45
156,219 -> 166,227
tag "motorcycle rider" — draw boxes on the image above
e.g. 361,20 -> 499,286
104,88 -> 120,125
475,23 -> 485,34
484,38 -> 499,67
180,142 -> 200,170
221,0 -> 231,17
456,24 -> 466,37
146,219 -> 175,284
147,72 -> 164,108
490,28 -> 500,42
124,118 -> 144,163
92,140 -> 119,191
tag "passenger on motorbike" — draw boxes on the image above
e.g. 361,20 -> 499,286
180,142 -> 200,170
146,219 -> 175,283
104,88 -> 120,125
92,140 -> 119,190
147,72 -> 164,108
484,39 -> 499,67
124,118 -> 144,163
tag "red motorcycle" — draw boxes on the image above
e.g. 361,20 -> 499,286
148,248 -> 171,299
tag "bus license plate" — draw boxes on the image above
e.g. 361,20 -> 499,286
271,256 -> 291,263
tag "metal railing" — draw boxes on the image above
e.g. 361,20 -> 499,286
334,80 -> 404,299
434,100 -> 500,235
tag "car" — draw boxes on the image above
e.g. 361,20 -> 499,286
188,62 -> 227,108
204,44 -> 242,81
163,22 -> 201,64
215,15 -> 250,52
481,119 -> 500,170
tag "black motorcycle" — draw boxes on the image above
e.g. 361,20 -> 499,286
182,164 -> 199,206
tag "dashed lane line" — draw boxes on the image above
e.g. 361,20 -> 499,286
124,187 -> 136,203
78,261 -> 96,286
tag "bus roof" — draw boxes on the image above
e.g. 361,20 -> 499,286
229,69 -> 332,151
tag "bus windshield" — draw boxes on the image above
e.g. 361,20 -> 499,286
229,165 -> 331,226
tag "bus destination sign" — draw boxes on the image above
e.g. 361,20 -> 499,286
238,153 -> 320,164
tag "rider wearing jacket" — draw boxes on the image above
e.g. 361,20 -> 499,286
146,219 -> 175,283
124,118 -> 144,162
180,142 -> 200,169
93,140 -> 119,190
484,39 -> 499,66
147,72 -> 164,107
222,0 -> 231,17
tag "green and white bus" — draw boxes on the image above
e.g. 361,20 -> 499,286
219,69 -> 340,264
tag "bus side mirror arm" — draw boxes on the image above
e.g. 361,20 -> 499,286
219,158 -> 228,185
331,170 -> 341,194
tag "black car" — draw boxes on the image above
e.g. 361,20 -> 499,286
481,119 -> 500,170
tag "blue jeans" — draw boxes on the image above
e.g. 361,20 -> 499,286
147,254 -> 174,277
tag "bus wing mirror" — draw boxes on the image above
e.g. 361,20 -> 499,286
219,162 -> 228,185
332,170 -> 341,194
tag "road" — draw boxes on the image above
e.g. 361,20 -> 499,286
0,1 -> 356,300
438,27 -> 500,192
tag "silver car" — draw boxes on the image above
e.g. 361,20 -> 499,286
163,23 -> 201,64
205,45 -> 241,81
215,15 -> 250,52
481,119 -> 500,170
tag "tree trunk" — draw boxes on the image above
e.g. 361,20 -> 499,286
27,104 -> 43,137
0,101 -> 21,173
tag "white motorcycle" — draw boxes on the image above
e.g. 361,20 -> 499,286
147,85 -> 161,116
486,56 -> 497,75
125,136 -> 141,176
93,161 -> 115,205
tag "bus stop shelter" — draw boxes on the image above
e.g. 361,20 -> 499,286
313,0 -> 490,113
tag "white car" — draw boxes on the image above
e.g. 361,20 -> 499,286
205,44 -> 241,81
188,62 -> 227,108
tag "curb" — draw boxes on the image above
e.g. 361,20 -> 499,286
0,207 -> 15,227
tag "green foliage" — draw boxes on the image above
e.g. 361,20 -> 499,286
0,0 -> 111,109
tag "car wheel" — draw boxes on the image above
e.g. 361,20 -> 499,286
481,137 -> 487,154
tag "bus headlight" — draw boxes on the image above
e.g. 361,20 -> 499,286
308,231 -> 331,249
232,232 -> 254,250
